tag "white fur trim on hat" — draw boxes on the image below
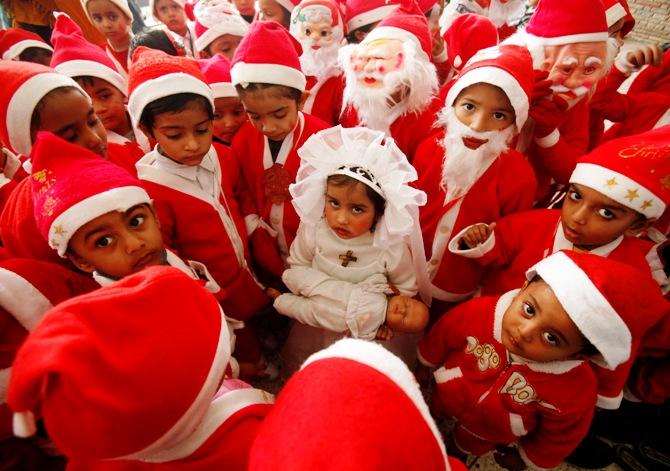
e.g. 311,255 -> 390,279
231,62 -> 306,92
2,40 -> 52,61
48,186 -> 151,257
303,338 -> 450,470
276,0 -> 297,12
525,251 -> 632,370
0,268 -> 52,331
128,72 -> 214,124
6,73 -> 85,156
210,82 -> 238,98
526,31 -> 609,47
81,0 -> 133,20
194,25 -> 248,53
570,162 -> 664,219
605,3 -> 627,28
446,65 -> 528,130
363,26 -> 428,60
347,5 -> 397,32
55,59 -> 128,96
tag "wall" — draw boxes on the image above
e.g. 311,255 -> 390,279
627,0 -> 670,44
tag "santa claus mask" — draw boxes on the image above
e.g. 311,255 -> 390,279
487,0 -> 525,28
350,39 -> 405,89
290,3 -> 344,78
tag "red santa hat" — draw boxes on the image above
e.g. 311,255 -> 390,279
0,28 -> 53,61
0,61 -> 85,156
149,0 -> 188,20
231,20 -> 306,92
442,13 -> 498,71
198,54 -> 237,98
291,0 -> 346,32
193,0 -> 249,53
446,44 -> 533,130
249,338 -> 467,471
603,0 -> 635,38
525,0 -> 608,46
277,0 -> 301,12
81,0 -> 133,20
527,250 -> 670,370
362,0 -> 433,60
344,0 -> 400,32
127,46 -> 214,126
30,132 -> 151,257
570,126 -> 670,220
7,266 -> 232,460
50,13 -> 127,96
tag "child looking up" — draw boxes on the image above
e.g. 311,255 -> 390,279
0,28 -> 53,65
82,0 -> 134,78
150,0 -> 197,57
418,250 -> 669,470
230,20 -> 329,281
193,0 -> 249,59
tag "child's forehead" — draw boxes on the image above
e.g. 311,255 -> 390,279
155,0 -> 182,8
570,182 -> 634,212
86,0 -> 127,14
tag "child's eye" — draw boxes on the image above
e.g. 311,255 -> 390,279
328,199 -> 339,208
196,127 -> 210,134
598,208 -> 615,220
522,302 -> 535,318
248,114 -> 260,121
213,112 -> 222,120
92,14 -> 103,22
99,93 -> 111,101
352,206 -> 365,214
461,103 -> 475,112
107,13 -> 118,21
95,235 -> 114,248
274,113 -> 287,119
542,331 -> 559,346
493,112 -> 507,121
165,134 -> 181,140
568,190 -> 581,201
129,215 -> 145,228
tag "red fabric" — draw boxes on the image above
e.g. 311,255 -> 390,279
525,0 -> 607,44
600,95 -> 670,145
230,20 -> 303,75
442,13 -> 498,72
0,28 -> 51,60
129,47 -> 207,98
603,0 -> 635,37
304,73 -> 345,125
628,355 -> 670,403
588,66 -> 630,149
198,54 -> 233,88
374,0 -> 432,59
105,45 -> 129,73
345,0 -> 400,30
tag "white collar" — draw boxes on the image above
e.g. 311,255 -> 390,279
153,146 -> 216,181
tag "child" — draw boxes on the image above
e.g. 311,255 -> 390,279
413,45 -> 537,311
81,0 -> 134,78
129,25 -> 184,57
0,27 -> 53,65
230,20 -> 329,280
50,13 -> 136,146
233,0 -> 256,23
193,0 -> 249,59
258,0 -> 297,29
150,0 -> 197,57
198,54 -> 248,146
8,266 -> 274,470
417,250 -> 669,470
279,125 -> 429,370
343,0 -> 399,44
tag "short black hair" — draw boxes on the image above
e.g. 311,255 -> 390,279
18,47 -> 52,64
130,27 -> 179,57
139,93 -> 214,136
235,83 -> 303,104
346,23 -> 375,44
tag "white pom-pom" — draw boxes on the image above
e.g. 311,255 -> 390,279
13,410 -> 37,438
454,55 -> 462,68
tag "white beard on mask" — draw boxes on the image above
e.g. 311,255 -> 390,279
439,106 -> 517,204
298,31 -> 343,80
487,0 -> 526,28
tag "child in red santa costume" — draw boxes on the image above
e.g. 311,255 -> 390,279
289,0 -> 346,125
413,44 -> 537,312
229,20 -> 329,282
8,266 -> 274,470
338,0 -> 441,161
193,0 -> 249,60
418,250 -> 669,470
0,27 -> 52,65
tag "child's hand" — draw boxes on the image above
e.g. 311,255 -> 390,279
493,446 -> 527,471
375,325 -> 394,341
531,69 -> 553,102
529,94 -> 569,138
266,287 -> 282,299
461,223 -> 495,249
625,44 -> 663,69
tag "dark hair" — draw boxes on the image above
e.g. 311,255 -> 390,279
346,23 -> 376,44
18,47 -> 52,64
30,86 -> 84,138
130,27 -> 179,57
139,93 -> 214,135
235,83 -> 303,103
327,174 -> 386,226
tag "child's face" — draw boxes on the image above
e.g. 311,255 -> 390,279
240,88 -> 300,142
155,0 -> 188,36
258,0 -> 290,28
233,0 -> 255,16
86,0 -> 132,43
386,296 -> 429,333
213,97 -> 247,144
325,181 -> 376,239
34,88 -> 108,158
501,280 -> 587,362
68,204 -> 165,279
207,34 -> 242,59
453,83 -> 515,138
144,101 -> 213,166
77,77 -> 129,136
561,183 -> 644,250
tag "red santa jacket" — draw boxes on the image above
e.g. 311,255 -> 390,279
304,74 -> 345,126
418,292 -> 598,469
137,145 -> 268,321
600,94 -> 670,145
413,134 -> 536,301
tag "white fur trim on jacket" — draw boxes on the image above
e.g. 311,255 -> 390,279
0,268 -> 52,330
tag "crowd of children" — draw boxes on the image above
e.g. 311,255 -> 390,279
0,0 -> 669,469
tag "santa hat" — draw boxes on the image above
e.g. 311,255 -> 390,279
526,250 -> 669,370
231,20 -> 306,92
149,0 -> 187,20
442,13 -> 498,71
446,45 -> 533,130
127,46 -> 214,127
0,61 -> 85,156
290,0 -> 346,36
0,28 -> 53,61
362,0 -> 432,60
277,0 -> 300,12
345,0 -> 399,32
7,266 -> 232,460
50,13 -> 127,96
198,54 -> 237,98
80,0 -> 133,20
249,338 -> 466,470
570,127 -> 670,220
603,0 -> 635,38
525,0 -> 608,46
193,0 -> 249,53
30,132 -> 151,257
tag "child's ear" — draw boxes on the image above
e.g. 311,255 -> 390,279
66,252 -> 96,274
298,91 -> 310,111
625,216 -> 652,237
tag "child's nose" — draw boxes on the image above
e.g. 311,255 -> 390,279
124,232 -> 145,253
468,113 -> 487,133
184,134 -> 199,150
571,205 -> 588,225
517,322 -> 535,343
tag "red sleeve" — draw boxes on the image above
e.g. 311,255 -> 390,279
628,355 -> 670,403
498,151 -> 537,216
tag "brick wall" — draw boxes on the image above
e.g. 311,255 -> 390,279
627,0 -> 670,44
